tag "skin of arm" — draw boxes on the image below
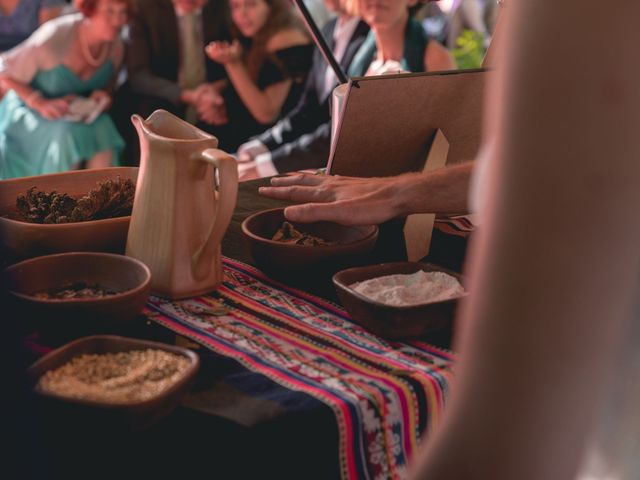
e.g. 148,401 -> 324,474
258,162 -> 473,225
206,30 -> 308,124
0,73 -> 70,119
410,1 -> 640,479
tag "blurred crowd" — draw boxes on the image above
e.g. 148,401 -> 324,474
0,0 -> 498,181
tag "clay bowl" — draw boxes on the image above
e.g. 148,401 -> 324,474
27,335 -> 199,431
3,252 -> 151,339
0,167 -> 137,260
333,262 -> 467,340
241,207 -> 379,280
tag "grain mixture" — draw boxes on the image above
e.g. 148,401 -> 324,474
37,349 -> 191,403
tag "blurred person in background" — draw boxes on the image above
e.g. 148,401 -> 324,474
300,0 -> 330,28
126,0 -> 230,124
235,0 -> 369,179
0,0 -> 131,179
203,0 -> 313,152
348,0 -> 454,77
0,0 -> 67,51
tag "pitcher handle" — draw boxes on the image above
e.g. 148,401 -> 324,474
191,148 -> 238,280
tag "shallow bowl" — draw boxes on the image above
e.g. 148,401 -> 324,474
241,207 -> 378,279
27,335 -> 199,431
3,252 -> 151,338
0,167 -> 137,260
333,262 -> 467,339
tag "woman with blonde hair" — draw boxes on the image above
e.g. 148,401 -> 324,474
349,0 -> 454,76
0,0 -> 132,179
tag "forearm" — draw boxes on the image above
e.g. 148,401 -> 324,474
129,71 -> 182,105
0,74 -> 43,107
391,163 -> 472,216
225,62 -> 288,124
412,0 -> 640,478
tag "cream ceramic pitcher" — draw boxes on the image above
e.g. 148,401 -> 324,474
126,110 -> 238,299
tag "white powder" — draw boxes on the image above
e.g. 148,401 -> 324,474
350,270 -> 464,306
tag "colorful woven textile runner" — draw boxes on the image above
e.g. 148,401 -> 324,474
434,214 -> 476,238
144,258 -> 455,480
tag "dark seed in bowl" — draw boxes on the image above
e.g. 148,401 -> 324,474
31,282 -> 120,300
272,221 -> 336,246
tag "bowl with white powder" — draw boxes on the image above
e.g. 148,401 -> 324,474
333,262 -> 466,339
27,335 -> 199,430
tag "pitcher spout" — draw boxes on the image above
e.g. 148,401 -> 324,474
131,109 -> 217,144
131,113 -> 147,138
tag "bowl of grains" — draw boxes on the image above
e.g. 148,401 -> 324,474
3,252 -> 151,337
0,167 -> 137,261
241,207 -> 378,279
333,262 -> 467,340
27,335 -> 199,430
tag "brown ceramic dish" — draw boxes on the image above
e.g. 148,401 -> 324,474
333,262 -> 467,340
0,167 -> 137,259
241,207 -> 378,279
4,252 -> 151,337
27,335 -> 199,431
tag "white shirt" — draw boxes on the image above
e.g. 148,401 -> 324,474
320,16 -> 360,101
174,7 -> 206,89
254,15 -> 361,177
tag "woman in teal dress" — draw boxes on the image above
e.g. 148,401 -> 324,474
349,0 -> 455,77
0,0 -> 132,179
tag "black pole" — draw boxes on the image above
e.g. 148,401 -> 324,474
292,0 -> 349,85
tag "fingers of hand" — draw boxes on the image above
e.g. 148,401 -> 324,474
269,173 -> 324,187
258,185 -> 329,202
42,99 -> 68,118
284,200 -> 383,226
237,151 -> 253,163
283,203 -> 339,224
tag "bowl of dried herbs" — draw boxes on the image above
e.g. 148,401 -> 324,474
0,167 -> 137,260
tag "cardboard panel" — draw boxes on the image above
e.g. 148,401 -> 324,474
327,69 -> 490,177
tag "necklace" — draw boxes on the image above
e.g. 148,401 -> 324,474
79,22 -> 109,67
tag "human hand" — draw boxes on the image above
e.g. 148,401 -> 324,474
238,161 -> 260,182
30,95 -> 71,120
197,89 -> 228,125
181,87 -> 205,106
90,89 -> 112,109
205,40 -> 242,65
237,139 -> 269,163
258,173 -> 401,225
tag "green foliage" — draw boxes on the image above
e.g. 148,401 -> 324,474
452,29 -> 486,70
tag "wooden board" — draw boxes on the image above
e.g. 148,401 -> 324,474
327,68 -> 490,177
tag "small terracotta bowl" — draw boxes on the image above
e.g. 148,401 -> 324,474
0,167 -> 137,260
333,262 -> 467,340
27,335 -> 199,431
241,207 -> 379,279
3,252 -> 151,337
